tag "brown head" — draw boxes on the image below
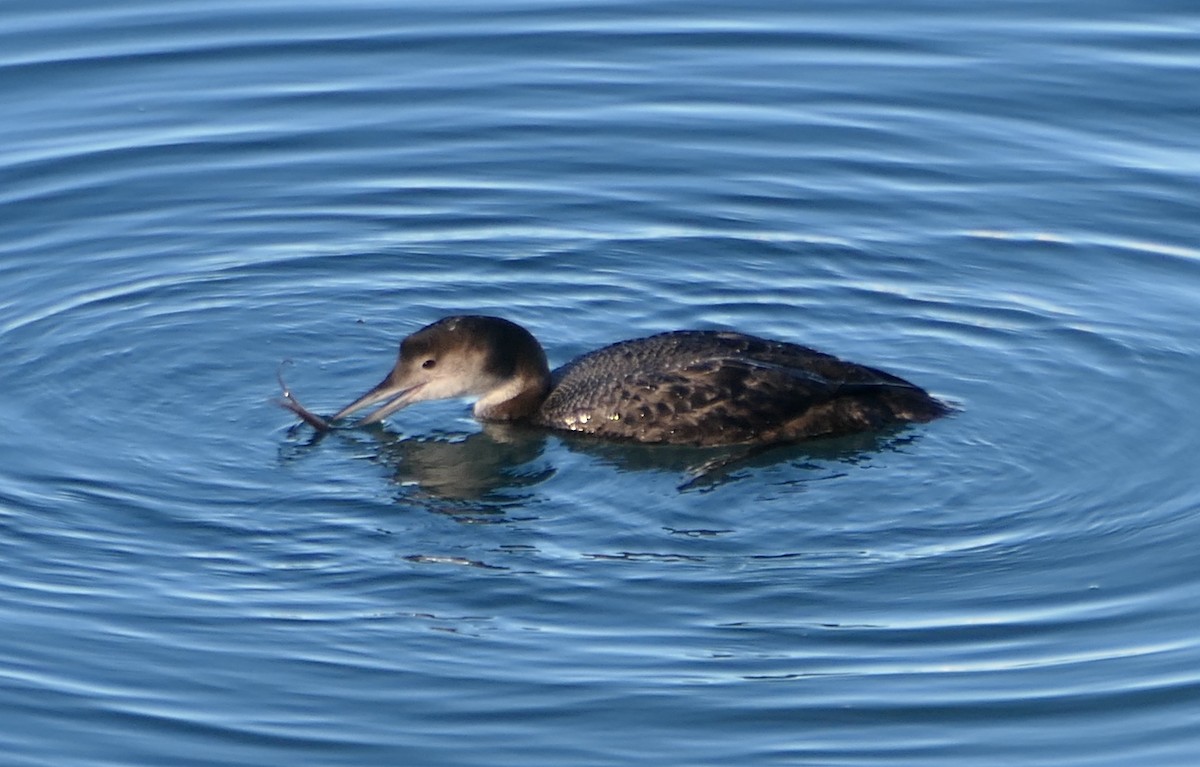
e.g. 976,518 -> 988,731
332,316 -> 552,425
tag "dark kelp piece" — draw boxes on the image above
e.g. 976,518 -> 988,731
275,362 -> 333,431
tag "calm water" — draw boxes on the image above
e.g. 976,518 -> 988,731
3,0 -> 1200,764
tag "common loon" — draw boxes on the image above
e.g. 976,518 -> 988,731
285,315 -> 947,446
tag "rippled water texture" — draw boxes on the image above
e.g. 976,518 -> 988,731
3,1 -> 1200,765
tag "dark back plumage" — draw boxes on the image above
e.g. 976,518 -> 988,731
535,330 -> 945,446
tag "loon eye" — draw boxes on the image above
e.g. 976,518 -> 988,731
422,358 -> 437,369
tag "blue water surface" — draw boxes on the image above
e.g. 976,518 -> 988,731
2,1 -> 1200,765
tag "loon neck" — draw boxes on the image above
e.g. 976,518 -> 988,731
473,371 -> 551,421
470,320 -> 552,421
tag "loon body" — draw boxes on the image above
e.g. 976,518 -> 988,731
318,315 -> 946,447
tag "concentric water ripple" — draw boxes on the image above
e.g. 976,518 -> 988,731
3,0 -> 1200,765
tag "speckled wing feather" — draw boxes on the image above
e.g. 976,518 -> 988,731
535,331 -> 930,445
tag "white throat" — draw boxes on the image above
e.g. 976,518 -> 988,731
473,374 -> 533,419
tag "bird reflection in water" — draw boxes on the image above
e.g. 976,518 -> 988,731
280,412 -> 919,506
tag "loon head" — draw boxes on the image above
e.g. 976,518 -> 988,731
332,315 -> 551,425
